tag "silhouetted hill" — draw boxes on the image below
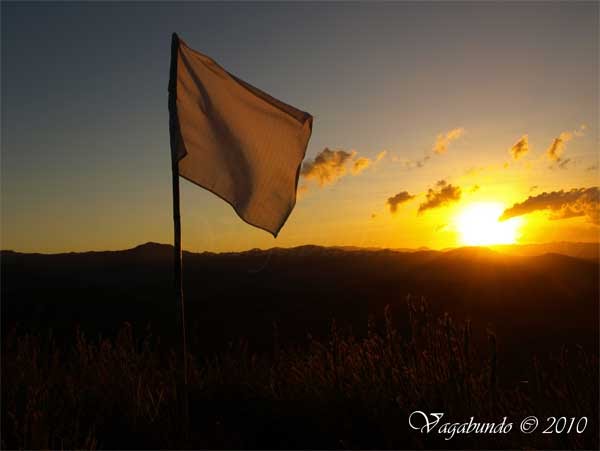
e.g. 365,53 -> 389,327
2,243 -> 597,374
491,241 -> 599,260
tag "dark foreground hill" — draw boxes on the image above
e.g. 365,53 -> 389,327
2,243 -> 598,360
2,243 -> 599,449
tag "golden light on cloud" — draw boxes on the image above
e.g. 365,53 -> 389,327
455,202 -> 523,246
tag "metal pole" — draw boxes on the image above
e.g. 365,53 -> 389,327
168,32 -> 189,440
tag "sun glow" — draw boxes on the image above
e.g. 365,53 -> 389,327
455,202 -> 523,246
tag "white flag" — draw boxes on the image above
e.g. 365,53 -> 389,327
168,34 -> 313,237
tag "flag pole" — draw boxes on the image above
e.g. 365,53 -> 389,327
168,32 -> 189,439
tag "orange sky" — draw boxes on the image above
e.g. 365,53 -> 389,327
1,3 -> 598,253
177,125 -> 599,253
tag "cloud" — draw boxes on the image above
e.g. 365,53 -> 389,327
296,184 -> 309,199
386,191 -> 416,214
399,128 -> 464,170
545,125 -> 587,168
433,127 -> 465,154
375,150 -> 387,163
352,157 -> 371,174
500,187 -> 600,225
301,148 -> 387,191
418,180 -> 462,214
546,131 -> 573,162
301,148 -> 355,186
509,135 -> 529,160
398,154 -> 430,169
557,158 -> 571,170
416,155 -> 431,168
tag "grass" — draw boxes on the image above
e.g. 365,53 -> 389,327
2,297 -> 598,449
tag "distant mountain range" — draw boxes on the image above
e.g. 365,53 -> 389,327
4,240 -> 597,260
1,241 -> 597,381
489,241 -> 599,261
335,241 -> 599,260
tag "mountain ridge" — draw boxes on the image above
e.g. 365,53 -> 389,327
2,240 -> 598,261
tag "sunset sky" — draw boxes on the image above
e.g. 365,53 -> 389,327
2,2 -> 598,253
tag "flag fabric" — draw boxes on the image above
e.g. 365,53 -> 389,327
168,33 -> 313,237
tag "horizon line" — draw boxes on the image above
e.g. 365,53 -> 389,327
1,240 -> 599,257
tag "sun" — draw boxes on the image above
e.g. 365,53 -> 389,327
455,202 -> 523,246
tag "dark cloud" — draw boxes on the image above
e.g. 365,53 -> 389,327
509,135 -> 529,160
386,191 -> 416,214
546,126 -> 586,168
500,187 -> 599,225
418,180 -> 462,214
352,157 -> 371,174
399,154 -> 430,170
301,148 -> 385,188
546,131 -> 572,163
301,148 -> 355,186
416,155 -> 431,168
